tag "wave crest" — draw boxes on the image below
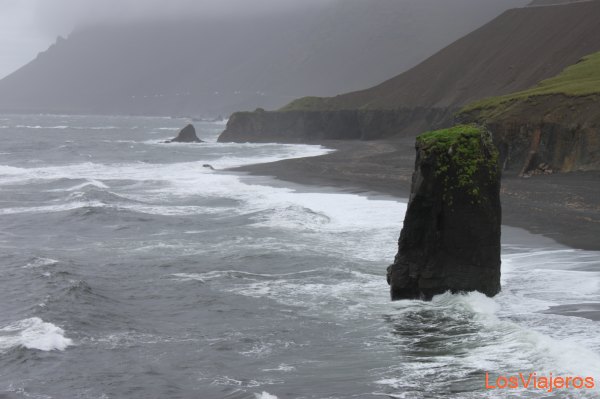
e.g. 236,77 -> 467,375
0,317 -> 73,352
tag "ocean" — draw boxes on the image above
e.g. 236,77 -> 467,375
0,114 -> 599,399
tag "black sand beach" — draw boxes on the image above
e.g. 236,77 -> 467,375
233,139 -> 600,251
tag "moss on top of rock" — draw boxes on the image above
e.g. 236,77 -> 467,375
417,124 -> 483,151
417,124 -> 498,204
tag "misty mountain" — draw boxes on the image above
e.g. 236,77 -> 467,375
0,0 -> 527,117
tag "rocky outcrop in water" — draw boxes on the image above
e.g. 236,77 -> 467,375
387,125 -> 502,300
166,124 -> 203,143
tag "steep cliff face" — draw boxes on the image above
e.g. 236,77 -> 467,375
461,95 -> 600,175
387,125 -> 502,300
218,108 -> 455,143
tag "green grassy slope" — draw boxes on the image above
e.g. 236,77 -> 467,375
463,51 -> 600,112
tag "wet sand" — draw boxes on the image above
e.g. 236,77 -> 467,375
543,303 -> 600,321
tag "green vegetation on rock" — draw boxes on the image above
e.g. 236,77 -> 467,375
417,124 -> 498,204
463,51 -> 600,113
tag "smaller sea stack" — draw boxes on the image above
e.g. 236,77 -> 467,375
387,124 -> 501,300
167,124 -> 203,143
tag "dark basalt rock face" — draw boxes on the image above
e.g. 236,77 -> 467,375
217,108 -> 455,143
387,125 -> 502,300
459,94 -> 600,175
167,124 -> 203,143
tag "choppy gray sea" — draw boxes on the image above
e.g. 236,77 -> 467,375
0,114 -> 599,399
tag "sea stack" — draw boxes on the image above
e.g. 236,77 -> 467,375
167,124 -> 203,143
387,124 -> 501,300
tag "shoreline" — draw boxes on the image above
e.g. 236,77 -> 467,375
230,139 -> 600,252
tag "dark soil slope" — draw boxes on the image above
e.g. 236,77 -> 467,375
528,0 -> 588,6
293,0 -> 600,111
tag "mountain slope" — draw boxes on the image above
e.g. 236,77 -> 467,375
220,0 -> 600,142
287,0 -> 600,111
0,0 -> 527,117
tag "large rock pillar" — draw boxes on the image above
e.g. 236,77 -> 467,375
387,124 -> 501,300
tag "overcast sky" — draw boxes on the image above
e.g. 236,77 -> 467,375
0,0 -> 329,79
0,0 -> 50,79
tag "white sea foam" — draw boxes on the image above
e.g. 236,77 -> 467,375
211,376 -> 266,388
86,331 -> 196,350
15,125 -> 69,129
239,342 -> 274,357
255,392 -> 278,399
0,164 -> 27,175
170,269 -> 321,284
12,124 -> 119,130
0,143 -> 330,186
121,204 -> 228,216
62,179 -> 109,191
246,189 -> 405,261
0,201 -> 104,215
85,126 -> 118,130
0,200 -> 228,217
0,317 -> 73,352
23,257 -> 59,268
175,267 -> 387,317
262,364 -> 295,372
375,288 -> 600,397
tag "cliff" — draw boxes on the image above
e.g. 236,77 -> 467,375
460,51 -> 600,175
0,0 -> 526,117
387,125 -> 502,300
220,0 -> 600,142
218,108 -> 454,143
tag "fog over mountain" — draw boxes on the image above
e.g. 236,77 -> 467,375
0,0 -> 528,117
31,0 -> 330,32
